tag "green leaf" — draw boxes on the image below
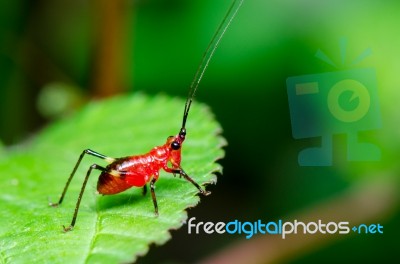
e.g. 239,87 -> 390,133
0,93 -> 225,264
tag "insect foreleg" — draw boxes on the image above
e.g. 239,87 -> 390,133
49,149 -> 115,207
170,168 -> 211,196
64,164 -> 106,232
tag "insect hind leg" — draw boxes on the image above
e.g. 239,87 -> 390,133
63,164 -> 106,232
49,149 -> 115,207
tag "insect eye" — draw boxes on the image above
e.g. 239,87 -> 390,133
171,141 -> 180,150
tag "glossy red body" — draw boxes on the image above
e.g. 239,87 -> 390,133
97,134 -> 183,195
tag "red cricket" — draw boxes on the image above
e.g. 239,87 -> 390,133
50,0 -> 243,232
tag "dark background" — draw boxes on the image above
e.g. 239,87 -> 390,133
1,0 -> 399,263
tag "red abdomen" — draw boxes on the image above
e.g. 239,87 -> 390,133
97,154 -> 163,195
97,172 -> 133,195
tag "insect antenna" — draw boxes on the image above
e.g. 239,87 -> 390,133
181,0 -> 244,130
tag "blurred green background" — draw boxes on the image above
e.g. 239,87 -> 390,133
1,0 -> 399,263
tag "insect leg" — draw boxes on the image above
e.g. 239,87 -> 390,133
63,164 -> 106,232
150,178 -> 159,216
49,149 -> 115,207
142,184 -> 148,196
172,168 -> 211,196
